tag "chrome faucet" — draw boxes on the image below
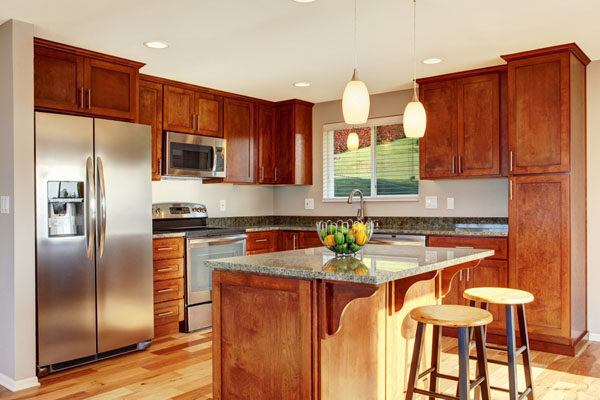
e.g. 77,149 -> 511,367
347,189 -> 366,222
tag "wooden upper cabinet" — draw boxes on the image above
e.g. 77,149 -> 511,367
195,92 -> 223,137
257,105 -> 275,184
33,38 -> 143,120
457,73 -> 500,176
419,80 -> 458,179
163,85 -> 196,134
274,104 -> 294,184
509,174 -> 570,339
505,52 -> 570,174
34,46 -> 84,112
85,57 -> 138,120
138,79 -> 163,181
224,98 -> 255,184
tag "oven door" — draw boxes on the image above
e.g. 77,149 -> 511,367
185,234 -> 247,305
164,131 -> 225,178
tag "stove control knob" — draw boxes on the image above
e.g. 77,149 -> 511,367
153,208 -> 161,216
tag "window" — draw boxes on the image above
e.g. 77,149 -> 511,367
323,116 -> 419,201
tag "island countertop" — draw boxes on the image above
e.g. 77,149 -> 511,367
205,244 -> 493,285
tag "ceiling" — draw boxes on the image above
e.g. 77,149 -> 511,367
2,0 -> 599,103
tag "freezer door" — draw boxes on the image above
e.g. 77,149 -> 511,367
94,118 -> 154,353
35,112 -> 97,367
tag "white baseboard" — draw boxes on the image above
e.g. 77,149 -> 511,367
589,332 -> 600,342
0,373 -> 39,392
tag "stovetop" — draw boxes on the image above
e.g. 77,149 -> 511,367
153,226 -> 246,238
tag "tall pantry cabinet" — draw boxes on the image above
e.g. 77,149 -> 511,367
502,44 -> 589,355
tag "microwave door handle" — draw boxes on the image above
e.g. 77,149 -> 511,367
97,156 -> 107,259
212,146 -> 218,174
86,157 -> 96,260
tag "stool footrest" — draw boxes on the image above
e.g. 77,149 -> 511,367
417,366 -> 436,380
413,388 -> 459,400
489,384 -> 533,400
485,343 -> 527,356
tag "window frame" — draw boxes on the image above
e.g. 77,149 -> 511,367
322,115 -> 419,202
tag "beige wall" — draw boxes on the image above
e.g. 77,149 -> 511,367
0,19 -> 38,391
587,60 -> 600,338
273,89 -> 509,217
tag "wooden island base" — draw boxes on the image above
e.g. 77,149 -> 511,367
211,262 -> 478,400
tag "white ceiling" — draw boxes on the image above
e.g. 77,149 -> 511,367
2,0 -> 600,103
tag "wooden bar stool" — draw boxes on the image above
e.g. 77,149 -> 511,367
463,287 -> 535,400
406,305 -> 493,400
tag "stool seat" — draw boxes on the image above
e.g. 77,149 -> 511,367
464,287 -> 534,305
411,305 -> 493,328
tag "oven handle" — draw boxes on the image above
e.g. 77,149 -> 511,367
187,234 -> 248,247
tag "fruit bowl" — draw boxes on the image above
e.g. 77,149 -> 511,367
316,219 -> 373,256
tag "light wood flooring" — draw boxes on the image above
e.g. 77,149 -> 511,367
1,330 -> 599,399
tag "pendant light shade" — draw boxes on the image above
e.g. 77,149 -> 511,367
343,69 -> 370,125
347,131 -> 360,151
403,97 -> 427,138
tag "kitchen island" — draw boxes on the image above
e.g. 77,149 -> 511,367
206,244 -> 493,400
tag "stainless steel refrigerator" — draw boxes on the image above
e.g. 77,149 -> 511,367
35,112 -> 154,375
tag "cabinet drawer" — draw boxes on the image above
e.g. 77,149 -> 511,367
427,235 -> 507,260
154,299 -> 184,327
246,231 -> 277,252
154,278 -> 184,303
153,237 -> 184,260
153,258 -> 184,281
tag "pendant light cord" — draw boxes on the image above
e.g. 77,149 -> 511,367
354,0 -> 358,71
412,0 -> 418,99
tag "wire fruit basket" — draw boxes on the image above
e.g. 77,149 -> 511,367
316,219 -> 373,256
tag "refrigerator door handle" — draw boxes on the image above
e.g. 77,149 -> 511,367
86,156 -> 96,260
97,156 -> 107,259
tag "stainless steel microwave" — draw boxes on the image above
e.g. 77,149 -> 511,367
163,131 -> 226,179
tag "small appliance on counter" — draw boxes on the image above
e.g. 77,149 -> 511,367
152,203 -> 247,332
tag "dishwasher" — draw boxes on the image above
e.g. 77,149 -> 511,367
370,233 -> 426,246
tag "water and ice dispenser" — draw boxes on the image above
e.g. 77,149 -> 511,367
47,181 -> 85,237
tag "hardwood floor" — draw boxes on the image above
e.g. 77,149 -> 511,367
1,330 -> 599,399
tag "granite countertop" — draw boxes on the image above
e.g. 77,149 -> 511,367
205,244 -> 493,285
243,225 -> 508,237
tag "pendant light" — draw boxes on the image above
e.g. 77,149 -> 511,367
403,0 -> 427,138
347,131 -> 360,151
342,0 -> 370,126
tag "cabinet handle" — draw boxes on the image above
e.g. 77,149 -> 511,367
157,267 -> 175,272
157,288 -> 175,293
157,247 -> 173,251
255,238 -> 268,243
261,166 -> 264,182
197,114 -> 201,131
87,89 -> 91,109
466,269 -> 470,282
458,155 -> 462,174
459,270 -> 463,281
275,167 -> 278,182
510,180 -> 513,200
192,114 -> 196,131
510,151 -> 513,172
456,246 -> 474,249
80,88 -> 84,109
451,156 -> 455,174
157,311 -> 174,317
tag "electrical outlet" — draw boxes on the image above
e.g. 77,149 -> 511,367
304,198 -> 314,210
425,196 -> 437,209
447,197 -> 454,210
0,196 -> 8,214
219,200 -> 226,212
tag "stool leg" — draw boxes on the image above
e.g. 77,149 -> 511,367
474,325 -> 491,400
458,327 -> 470,400
406,322 -> 425,400
429,325 -> 441,400
517,304 -> 535,400
506,304 -> 519,400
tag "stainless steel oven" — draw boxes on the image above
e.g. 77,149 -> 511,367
163,131 -> 226,178
186,234 -> 247,331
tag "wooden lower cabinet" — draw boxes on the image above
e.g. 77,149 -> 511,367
153,237 -> 185,337
299,230 -> 322,249
279,231 -> 300,251
246,231 -> 278,255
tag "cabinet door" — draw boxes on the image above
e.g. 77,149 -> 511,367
163,85 -> 196,134
468,259 -> 508,332
84,58 -> 137,120
195,91 -> 223,137
457,73 -> 500,177
419,80 -> 458,179
509,174 -> 570,339
257,105 -> 275,184
274,105 -> 294,184
139,80 -> 163,181
278,231 -> 299,251
224,98 -> 255,183
34,45 -> 84,112
299,231 -> 322,249
508,52 -> 570,174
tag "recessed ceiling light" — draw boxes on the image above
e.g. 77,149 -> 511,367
144,41 -> 169,49
292,0 -> 316,3
422,58 -> 442,64
293,82 -> 311,87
